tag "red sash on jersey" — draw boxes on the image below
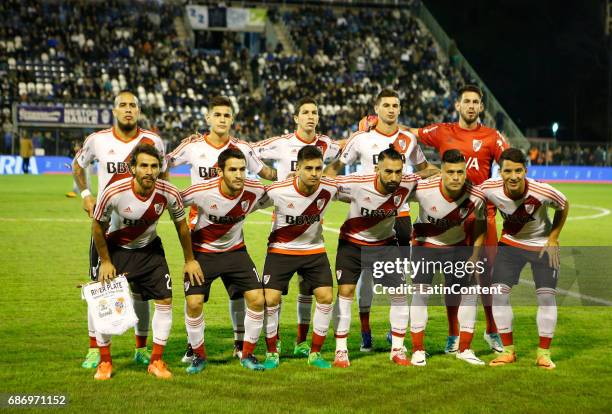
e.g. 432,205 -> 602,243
106,192 -> 166,246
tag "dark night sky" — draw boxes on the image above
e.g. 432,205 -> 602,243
423,0 -> 610,142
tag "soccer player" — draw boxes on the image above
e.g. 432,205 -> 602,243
408,149 -> 487,366
325,88 -> 437,352
73,90 -> 166,369
180,148 -> 269,373
254,96 -> 341,357
333,146 -> 418,367
359,85 -> 508,353
261,145 -> 337,369
481,148 -> 569,369
91,144 -> 203,380
166,95 -> 276,362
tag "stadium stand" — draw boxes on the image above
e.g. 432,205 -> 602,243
1,0 -> 529,154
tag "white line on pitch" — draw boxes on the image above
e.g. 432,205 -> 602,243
567,204 -> 611,221
518,279 -> 612,306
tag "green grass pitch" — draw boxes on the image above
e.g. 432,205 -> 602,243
0,175 -> 610,413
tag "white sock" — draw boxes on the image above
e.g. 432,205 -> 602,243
244,307 -> 264,345
536,288 -> 557,339
229,298 -> 245,342
389,295 -> 409,349
133,296 -> 150,337
335,295 -> 353,351
297,294 -> 313,324
152,303 -> 173,346
458,294 -> 478,333
265,305 -> 280,339
357,271 -> 373,314
313,302 -> 333,337
492,283 -> 513,335
410,284 -> 430,334
185,309 -> 204,349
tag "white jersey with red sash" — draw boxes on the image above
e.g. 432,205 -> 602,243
254,132 -> 340,181
337,127 -> 426,216
264,177 -> 338,255
166,134 -> 263,183
336,174 -> 419,245
181,177 -> 267,253
75,127 -> 165,191
480,177 -> 567,249
410,177 -> 486,246
93,177 -> 185,249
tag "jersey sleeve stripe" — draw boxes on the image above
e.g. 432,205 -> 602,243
95,183 -> 131,219
530,187 -> 566,206
338,131 -> 365,157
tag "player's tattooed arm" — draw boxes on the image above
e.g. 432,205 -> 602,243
92,219 -> 116,284
73,159 -> 96,218
174,219 -> 204,286
539,200 -> 570,269
258,165 -> 277,181
412,161 -> 440,179
323,159 -> 345,178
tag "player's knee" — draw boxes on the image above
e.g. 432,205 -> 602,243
338,284 -> 355,298
264,290 -> 281,307
315,290 -> 333,305
156,297 -> 172,306
245,290 -> 265,311
185,295 -> 203,316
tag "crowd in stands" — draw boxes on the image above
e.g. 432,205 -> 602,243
255,6 -> 473,138
1,0 -> 608,163
528,143 -> 610,166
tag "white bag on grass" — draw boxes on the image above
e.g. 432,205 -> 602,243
82,276 -> 138,335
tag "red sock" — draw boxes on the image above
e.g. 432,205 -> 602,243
311,332 -> 326,353
192,344 -> 207,359
483,305 -> 497,334
539,336 -> 552,349
297,323 -> 310,344
411,331 -> 425,352
89,336 -> 98,348
150,343 -> 165,363
500,332 -> 513,346
265,336 -> 278,353
242,341 -> 256,358
135,335 -> 147,349
446,306 -> 459,336
359,312 -> 371,333
99,345 -> 112,363
459,331 -> 474,352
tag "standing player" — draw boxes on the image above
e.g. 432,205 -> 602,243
408,149 -> 487,366
166,95 -> 276,362
325,89 -> 437,351
333,146 -> 418,367
254,97 -> 341,357
261,146 -> 337,369
481,148 -> 569,369
91,144 -> 203,380
73,90 -> 166,369
180,148 -> 269,373
360,85 -> 508,353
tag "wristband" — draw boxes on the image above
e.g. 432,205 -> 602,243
80,189 -> 92,198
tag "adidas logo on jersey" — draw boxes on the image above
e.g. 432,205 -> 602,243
108,149 -> 115,155
430,206 -> 437,212
123,206 -> 132,213
363,197 -> 371,203
210,204 -> 218,210
287,203 -> 295,209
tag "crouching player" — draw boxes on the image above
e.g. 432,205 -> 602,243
91,143 -> 203,380
180,148 -> 270,372
261,146 -> 338,369
481,148 -> 569,369
409,149 -> 488,366
333,146 -> 418,367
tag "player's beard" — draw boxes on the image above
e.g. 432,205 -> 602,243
117,119 -> 138,135
136,174 -> 156,192
460,111 -> 478,126
382,180 -> 399,193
